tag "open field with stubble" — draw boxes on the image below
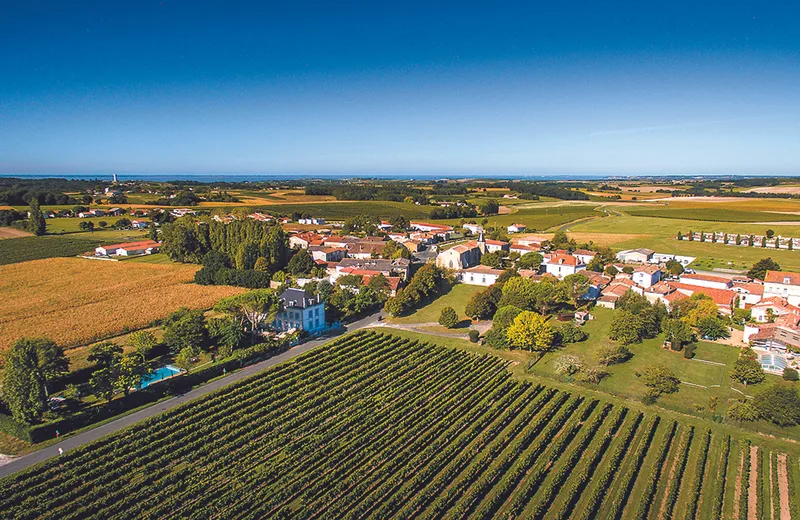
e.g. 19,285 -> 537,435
0,258 -> 244,351
1,330 -> 797,519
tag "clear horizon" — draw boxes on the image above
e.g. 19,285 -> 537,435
1,1 -> 799,176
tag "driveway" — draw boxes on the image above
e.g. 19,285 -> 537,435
0,310 -> 384,479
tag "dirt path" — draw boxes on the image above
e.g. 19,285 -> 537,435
777,454 -> 791,520
733,449 -> 745,520
656,433 -> 683,518
748,446 -> 759,520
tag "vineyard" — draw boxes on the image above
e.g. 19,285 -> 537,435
0,330 -> 798,519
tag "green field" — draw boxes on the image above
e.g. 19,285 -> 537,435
0,232 -> 150,266
390,283 -> 482,324
445,203 -> 601,232
623,206 -> 800,222
44,216 -> 150,234
256,201 -> 433,220
122,253 -> 175,264
2,330 -> 796,519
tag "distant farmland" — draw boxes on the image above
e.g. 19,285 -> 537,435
0,258 -> 244,351
2,331 -> 796,519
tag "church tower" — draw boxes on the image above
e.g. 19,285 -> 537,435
477,231 -> 487,255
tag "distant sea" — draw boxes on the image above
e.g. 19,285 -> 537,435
0,173 -> 771,182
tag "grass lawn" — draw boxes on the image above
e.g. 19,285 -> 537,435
45,216 -> 151,233
623,206 -> 800,223
390,283 -> 483,324
442,203 -> 601,232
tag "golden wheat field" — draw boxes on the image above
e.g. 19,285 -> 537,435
0,258 -> 245,351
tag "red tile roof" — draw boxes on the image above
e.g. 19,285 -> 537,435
764,270 -> 800,285
680,273 -> 732,285
668,283 -> 735,307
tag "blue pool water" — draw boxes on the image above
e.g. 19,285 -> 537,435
139,365 -> 183,389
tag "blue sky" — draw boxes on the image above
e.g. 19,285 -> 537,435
1,1 -> 798,176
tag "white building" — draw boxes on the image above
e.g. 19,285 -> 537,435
616,248 -> 654,264
507,223 -> 527,233
630,265 -> 663,289
272,288 -> 326,334
679,273 -> 733,290
543,254 -> 586,279
460,265 -> 504,286
764,271 -> 800,306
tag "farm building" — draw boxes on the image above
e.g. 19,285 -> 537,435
95,240 -> 161,257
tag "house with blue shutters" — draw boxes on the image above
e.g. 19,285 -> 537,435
273,288 -> 326,334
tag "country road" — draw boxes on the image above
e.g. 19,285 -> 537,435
0,310 -> 384,479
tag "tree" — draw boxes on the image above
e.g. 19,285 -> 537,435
493,305 -> 523,329
88,341 -> 123,368
90,367 -> 116,403
498,277 -> 537,310
609,310 -> 643,345
208,316 -> 246,350
559,273 -> 590,304
727,400 -> 760,422
483,327 -> 511,349
115,354 -> 149,396
465,284 -> 501,320
1,337 -> 67,423
79,220 -> 95,232
640,365 -> 680,399
752,384 -> 800,426
766,229 -> 775,239
162,308 -> 208,353
783,367 -> 799,381
287,250 -> 315,275
516,252 -> 543,271
577,365 -> 608,384
174,346 -> 200,372
604,265 -> 619,277
480,251 -> 504,268
549,231 -> 574,250
128,330 -> 158,358
253,256 -> 270,272
730,348 -> 765,386
478,199 -> 499,215
665,259 -> 684,276
27,199 -> 46,235
555,322 -> 587,344
683,297 -> 719,327
214,290 -> 281,343
98,220 -> 108,228
661,318 -> 693,350
505,311 -> 555,351
747,258 -> 781,280
381,240 -> 411,260
696,316 -> 731,340
586,256 -> 605,273
597,344 -> 632,366
438,307 -> 459,328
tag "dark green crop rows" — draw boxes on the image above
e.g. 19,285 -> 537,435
1,330 -> 797,519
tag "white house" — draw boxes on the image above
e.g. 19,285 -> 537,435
463,223 -> 483,235
272,288 -> 326,334
410,221 -> 454,233
543,254 -> 585,279
507,223 -> 527,233
630,265 -> 663,289
572,249 -> 597,266
130,220 -> 150,229
95,240 -> 161,257
616,248 -> 654,264
298,217 -> 326,225
679,273 -> 733,290
763,271 -> 800,306
732,281 -> 764,308
460,265 -> 504,286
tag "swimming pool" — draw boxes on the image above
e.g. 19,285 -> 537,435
759,353 -> 788,372
138,365 -> 183,389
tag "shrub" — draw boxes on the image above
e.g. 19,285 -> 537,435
555,322 -> 587,345
553,355 -> 583,376
727,400 -> 760,422
597,344 -> 632,366
482,327 -> 509,349
683,343 -> 696,359
493,305 -> 523,329
783,367 -> 799,381
468,329 -> 480,343
438,307 -> 459,329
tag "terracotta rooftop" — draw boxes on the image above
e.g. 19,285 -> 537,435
764,271 -> 800,285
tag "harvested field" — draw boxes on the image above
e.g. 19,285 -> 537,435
0,258 -> 244,351
0,228 -> 32,240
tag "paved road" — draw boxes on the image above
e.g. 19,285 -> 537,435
0,311 -> 384,479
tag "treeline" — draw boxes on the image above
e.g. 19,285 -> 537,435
512,182 -> 590,201
430,205 -> 478,219
161,218 -> 292,287
0,189 -> 84,206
